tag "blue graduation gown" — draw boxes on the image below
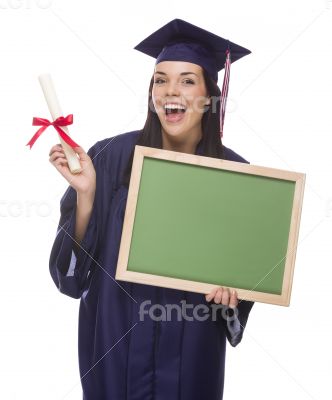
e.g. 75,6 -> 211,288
49,130 -> 253,400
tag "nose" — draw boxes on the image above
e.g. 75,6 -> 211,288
166,80 -> 180,97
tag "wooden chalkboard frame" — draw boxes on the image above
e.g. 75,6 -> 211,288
115,145 -> 305,306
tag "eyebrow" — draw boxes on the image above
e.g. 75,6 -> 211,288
154,71 -> 199,77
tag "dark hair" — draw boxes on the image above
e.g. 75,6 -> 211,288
122,69 -> 224,187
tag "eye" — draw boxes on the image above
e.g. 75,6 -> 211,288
154,78 -> 165,84
183,78 -> 195,85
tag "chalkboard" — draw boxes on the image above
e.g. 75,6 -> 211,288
116,146 -> 305,306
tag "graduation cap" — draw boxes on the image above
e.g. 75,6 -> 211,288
134,18 -> 251,137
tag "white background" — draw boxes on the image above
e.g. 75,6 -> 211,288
0,0 -> 331,398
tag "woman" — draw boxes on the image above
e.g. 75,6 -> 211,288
49,19 -> 254,400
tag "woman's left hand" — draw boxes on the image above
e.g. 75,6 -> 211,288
205,287 -> 238,308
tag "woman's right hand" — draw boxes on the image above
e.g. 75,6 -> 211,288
49,144 -> 96,195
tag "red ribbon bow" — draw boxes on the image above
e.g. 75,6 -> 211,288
26,114 -> 79,149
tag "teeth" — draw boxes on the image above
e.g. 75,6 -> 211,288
164,103 -> 186,111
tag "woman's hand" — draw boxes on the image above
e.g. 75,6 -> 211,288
205,287 -> 238,309
49,144 -> 96,195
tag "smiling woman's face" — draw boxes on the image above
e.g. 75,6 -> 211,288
152,61 -> 211,153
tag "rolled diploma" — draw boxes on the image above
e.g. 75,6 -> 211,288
38,74 -> 82,174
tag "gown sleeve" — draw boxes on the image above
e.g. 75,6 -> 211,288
49,140 -> 115,299
222,300 -> 254,347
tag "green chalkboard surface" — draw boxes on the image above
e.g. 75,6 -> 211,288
116,146 -> 305,306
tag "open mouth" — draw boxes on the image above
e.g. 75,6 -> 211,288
164,103 -> 186,115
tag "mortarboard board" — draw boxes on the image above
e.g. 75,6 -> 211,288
134,18 -> 250,83
134,19 -> 251,137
